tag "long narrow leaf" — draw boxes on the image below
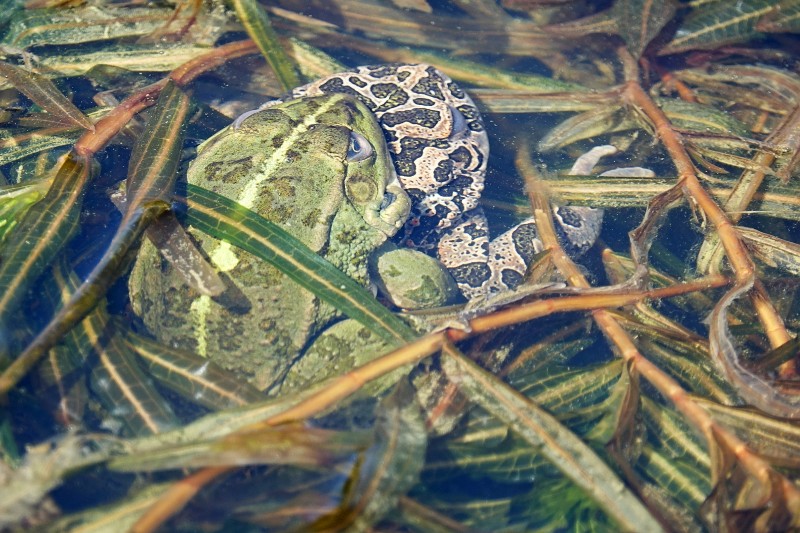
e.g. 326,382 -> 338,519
4,6 -> 173,48
0,154 -> 88,331
180,184 -> 414,345
125,331 -> 265,410
231,0 -> 300,91
0,125 -> 83,166
88,325 -> 180,436
0,83 -> 191,395
660,0 -> 774,54
125,80 -> 190,208
441,346 -> 665,532
0,61 -> 94,132
46,259 -> 179,436
110,424 -> 365,472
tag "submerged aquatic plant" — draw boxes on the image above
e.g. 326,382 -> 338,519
1,0 -> 799,531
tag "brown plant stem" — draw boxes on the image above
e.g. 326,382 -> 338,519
619,47 -> 800,419
653,62 -> 697,103
73,39 -> 258,157
131,466 -> 230,533
515,86 -> 800,521
701,102 -> 800,378
134,273 -> 729,531
453,277 -> 729,340
618,48 -> 790,349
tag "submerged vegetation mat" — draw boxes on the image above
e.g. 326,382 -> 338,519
1,0 -> 800,531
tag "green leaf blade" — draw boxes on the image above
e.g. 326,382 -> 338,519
231,0 -> 300,91
126,331 -> 266,410
181,184 -> 414,345
125,81 -> 191,209
0,61 -> 94,132
441,348 -> 665,533
661,0 -> 775,54
0,154 -> 88,330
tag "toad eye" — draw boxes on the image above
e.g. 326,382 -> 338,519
347,131 -> 374,162
449,106 -> 468,138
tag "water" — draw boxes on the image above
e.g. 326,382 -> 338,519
1,1 -> 798,531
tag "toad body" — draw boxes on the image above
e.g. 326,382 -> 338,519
129,94 -> 411,390
130,63 -> 603,393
